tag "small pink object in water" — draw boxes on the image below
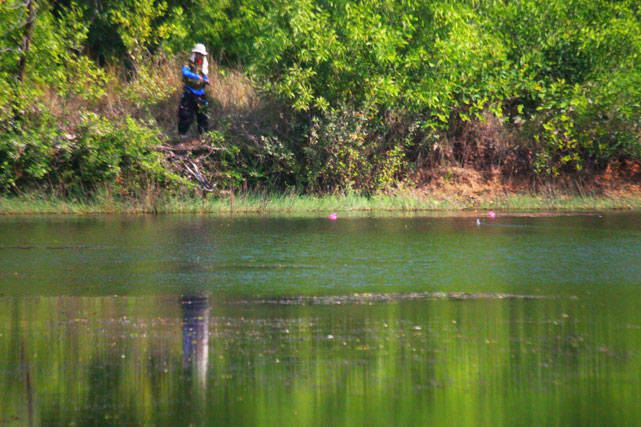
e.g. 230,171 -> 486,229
488,211 -> 496,218
328,213 -> 338,221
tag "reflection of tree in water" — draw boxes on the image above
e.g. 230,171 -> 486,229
181,295 -> 210,386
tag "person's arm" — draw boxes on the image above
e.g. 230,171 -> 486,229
182,65 -> 203,82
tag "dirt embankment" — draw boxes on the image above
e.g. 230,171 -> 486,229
408,160 -> 641,204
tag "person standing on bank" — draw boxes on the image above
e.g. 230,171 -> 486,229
178,43 -> 209,138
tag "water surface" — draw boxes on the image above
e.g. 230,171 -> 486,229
1,213 -> 640,425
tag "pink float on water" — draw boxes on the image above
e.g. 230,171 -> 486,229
488,211 -> 496,218
328,213 -> 338,221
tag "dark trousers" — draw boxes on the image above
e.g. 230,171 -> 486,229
178,90 -> 208,136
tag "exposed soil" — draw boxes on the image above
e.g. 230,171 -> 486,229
410,160 -> 641,204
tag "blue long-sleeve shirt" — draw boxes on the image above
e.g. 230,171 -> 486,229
182,65 -> 209,96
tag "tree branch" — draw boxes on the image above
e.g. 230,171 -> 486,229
17,0 -> 37,82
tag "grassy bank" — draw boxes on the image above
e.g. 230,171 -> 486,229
2,189 -> 640,215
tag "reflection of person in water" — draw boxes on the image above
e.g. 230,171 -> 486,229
181,295 -> 210,385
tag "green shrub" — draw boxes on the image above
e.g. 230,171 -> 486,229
201,119 -> 299,191
302,107 -> 407,193
0,111 -> 184,195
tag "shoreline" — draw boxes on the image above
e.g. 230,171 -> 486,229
1,189 -> 640,215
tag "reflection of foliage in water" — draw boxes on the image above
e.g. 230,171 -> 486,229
1,295 -> 641,425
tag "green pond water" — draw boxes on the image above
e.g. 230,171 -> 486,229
1,213 -> 641,426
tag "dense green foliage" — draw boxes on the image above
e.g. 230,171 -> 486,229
1,0 -> 639,196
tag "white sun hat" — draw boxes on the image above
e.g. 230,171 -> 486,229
192,43 -> 208,56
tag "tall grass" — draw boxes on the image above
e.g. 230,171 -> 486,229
2,188 -> 640,215
35,55 -> 260,139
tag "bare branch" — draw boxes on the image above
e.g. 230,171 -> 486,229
17,0 -> 37,82
182,159 -> 215,192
